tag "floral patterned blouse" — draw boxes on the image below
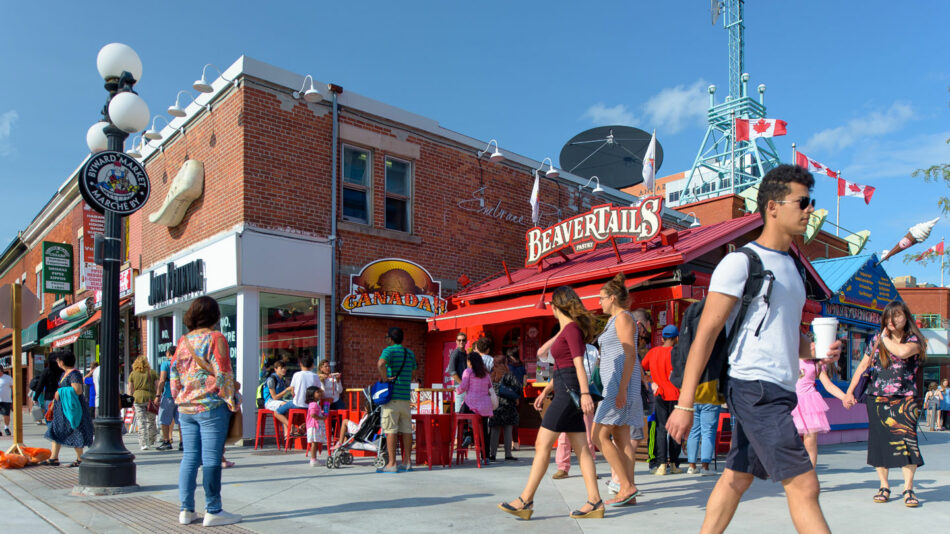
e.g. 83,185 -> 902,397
866,333 -> 921,397
170,331 -> 237,415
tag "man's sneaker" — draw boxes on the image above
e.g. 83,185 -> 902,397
701,467 -> 717,476
140,445 -> 149,451
157,441 -> 172,451
179,511 -> 197,525
606,480 -> 621,494
654,464 -> 667,475
687,466 -> 699,474
668,465 -> 683,474
203,510 -> 241,527
459,435 -> 473,448
3,428 -> 10,436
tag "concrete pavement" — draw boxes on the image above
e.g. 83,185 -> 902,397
2,418 -> 949,533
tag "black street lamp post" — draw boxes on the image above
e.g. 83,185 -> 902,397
78,43 -> 152,491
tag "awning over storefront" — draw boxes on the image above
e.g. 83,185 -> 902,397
22,319 -> 49,350
39,317 -> 89,348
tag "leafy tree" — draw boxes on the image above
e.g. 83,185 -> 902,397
906,90 -> 950,270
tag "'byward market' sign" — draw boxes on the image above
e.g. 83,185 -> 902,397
79,151 -> 151,216
341,259 -> 448,319
525,198 -> 664,267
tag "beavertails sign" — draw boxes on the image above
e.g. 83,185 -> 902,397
525,198 -> 664,267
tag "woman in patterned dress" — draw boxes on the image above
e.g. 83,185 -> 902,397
591,273 -> 643,506
171,296 -> 241,527
43,350 -> 94,467
845,300 -> 925,507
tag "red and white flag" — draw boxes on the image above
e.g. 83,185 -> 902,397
837,178 -> 875,205
916,240 -> 944,262
794,151 -> 838,178
735,118 -> 787,141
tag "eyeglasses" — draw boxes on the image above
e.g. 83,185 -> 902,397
456,338 -> 466,342
775,196 -> 815,210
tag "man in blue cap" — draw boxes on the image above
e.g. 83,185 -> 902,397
642,324 -> 682,475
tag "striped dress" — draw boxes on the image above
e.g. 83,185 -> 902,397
594,312 -> 644,428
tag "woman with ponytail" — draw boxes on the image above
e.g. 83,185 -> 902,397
499,285 -> 604,520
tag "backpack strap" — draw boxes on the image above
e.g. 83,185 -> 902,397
726,247 -> 774,352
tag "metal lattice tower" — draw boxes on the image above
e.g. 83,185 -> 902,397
678,0 -> 782,205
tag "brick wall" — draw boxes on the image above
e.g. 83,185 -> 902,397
897,287 -> 950,318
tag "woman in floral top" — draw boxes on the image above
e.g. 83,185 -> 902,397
845,300 -> 926,508
170,296 -> 241,527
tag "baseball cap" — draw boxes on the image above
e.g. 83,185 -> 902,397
662,325 -> 679,339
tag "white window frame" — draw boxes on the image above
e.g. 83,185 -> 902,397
384,156 -> 413,233
35,264 -> 44,312
341,144 -> 373,225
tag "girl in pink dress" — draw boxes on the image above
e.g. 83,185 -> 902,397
793,358 -> 847,467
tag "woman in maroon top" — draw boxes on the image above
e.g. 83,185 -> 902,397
499,286 -> 604,520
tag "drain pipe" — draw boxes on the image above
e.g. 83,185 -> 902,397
328,84 -> 343,372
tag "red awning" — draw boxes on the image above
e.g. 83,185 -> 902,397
429,271 -> 670,332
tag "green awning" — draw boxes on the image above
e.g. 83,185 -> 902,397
22,319 -> 49,350
39,317 -> 88,348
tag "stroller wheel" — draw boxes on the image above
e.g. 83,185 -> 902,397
333,457 -> 343,468
374,452 -> 387,468
342,452 -> 353,465
326,458 -> 334,469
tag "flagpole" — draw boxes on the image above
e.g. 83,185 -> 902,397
942,237 -> 945,287
792,142 -> 797,166
730,110 -> 736,195
835,170 -> 841,237
652,129 -> 657,196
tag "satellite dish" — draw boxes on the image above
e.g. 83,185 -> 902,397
711,0 -> 722,25
559,126 -> 663,189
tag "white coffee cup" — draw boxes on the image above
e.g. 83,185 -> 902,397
811,317 -> 839,359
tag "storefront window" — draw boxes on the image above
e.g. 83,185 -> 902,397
849,330 -> 871,379
219,296 -> 238,371
260,293 -> 321,371
154,314 -> 175,361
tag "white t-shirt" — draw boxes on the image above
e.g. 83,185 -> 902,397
290,370 -> 321,407
93,366 -> 101,408
480,353 -> 494,372
708,241 -> 805,392
0,374 -> 13,403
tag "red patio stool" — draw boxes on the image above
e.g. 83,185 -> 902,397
714,411 -> 732,470
452,413 -> 485,468
284,409 -> 308,452
254,409 -> 283,450
325,410 -> 346,455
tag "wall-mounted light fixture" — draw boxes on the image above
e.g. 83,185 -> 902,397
293,75 -> 323,103
477,139 -> 504,163
193,64 -> 236,93
535,157 -> 559,179
579,176 -> 604,193
685,212 -> 701,228
167,90 -> 207,117
144,116 -> 171,140
126,135 -> 144,158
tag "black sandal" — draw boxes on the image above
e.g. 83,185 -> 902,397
68,460 -> 81,468
40,459 -> 60,467
872,487 -> 890,503
570,499 -> 605,519
498,497 -> 533,520
902,489 -> 919,508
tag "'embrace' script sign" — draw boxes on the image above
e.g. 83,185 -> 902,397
524,198 -> 664,267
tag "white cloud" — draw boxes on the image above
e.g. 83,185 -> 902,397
803,102 -> 915,154
843,130 -> 950,180
0,110 -> 17,156
581,103 -> 636,126
641,79 -> 710,134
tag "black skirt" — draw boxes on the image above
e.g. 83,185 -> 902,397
866,396 -> 924,468
541,367 -> 586,433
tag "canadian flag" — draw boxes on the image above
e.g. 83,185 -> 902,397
794,151 -> 838,178
735,118 -> 787,141
837,178 -> 875,205
916,240 -> 944,262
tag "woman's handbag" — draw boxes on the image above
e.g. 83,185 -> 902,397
119,394 -> 135,409
489,387 -> 500,410
44,401 -> 55,422
226,409 -> 243,446
146,399 -> 160,415
497,384 -> 520,401
854,367 -> 873,404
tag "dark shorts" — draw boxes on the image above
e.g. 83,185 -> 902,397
725,378 -> 813,482
0,402 -> 11,416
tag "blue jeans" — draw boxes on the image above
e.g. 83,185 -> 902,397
687,403 -> 721,464
179,404 -> 231,513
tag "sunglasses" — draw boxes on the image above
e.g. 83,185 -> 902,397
775,196 -> 816,210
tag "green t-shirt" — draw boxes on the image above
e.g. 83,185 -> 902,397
381,344 -> 416,401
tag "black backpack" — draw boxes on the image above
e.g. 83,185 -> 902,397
669,247 -> 773,404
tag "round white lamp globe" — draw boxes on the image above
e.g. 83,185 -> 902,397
108,92 -> 150,133
86,121 -> 110,153
97,43 -> 143,82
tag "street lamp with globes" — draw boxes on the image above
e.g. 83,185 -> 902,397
78,42 -> 150,491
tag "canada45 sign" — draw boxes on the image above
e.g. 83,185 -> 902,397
525,198 -> 663,267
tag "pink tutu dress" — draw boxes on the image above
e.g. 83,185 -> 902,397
792,359 -> 830,435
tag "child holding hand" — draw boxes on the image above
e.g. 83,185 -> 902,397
306,385 -> 327,466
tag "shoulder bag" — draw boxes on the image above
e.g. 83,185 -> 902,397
371,348 -> 408,406
183,333 -> 243,444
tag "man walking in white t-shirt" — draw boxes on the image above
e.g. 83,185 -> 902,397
0,367 -> 13,435
667,165 -> 842,534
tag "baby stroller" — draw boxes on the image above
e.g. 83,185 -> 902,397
326,389 -> 388,469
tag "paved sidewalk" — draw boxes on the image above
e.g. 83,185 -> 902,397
3,419 -> 949,533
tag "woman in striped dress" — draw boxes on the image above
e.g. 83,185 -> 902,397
592,273 -> 643,506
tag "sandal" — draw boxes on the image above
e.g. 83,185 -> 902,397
872,487 -> 890,503
570,499 -> 605,519
40,459 -> 60,467
902,489 -> 919,508
68,460 -> 81,468
498,497 -> 533,520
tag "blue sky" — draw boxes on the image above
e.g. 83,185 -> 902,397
1,1 -> 948,283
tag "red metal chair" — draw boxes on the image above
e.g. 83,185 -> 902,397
714,411 -> 732,470
451,413 -> 485,468
254,409 -> 282,450
284,408 -> 308,452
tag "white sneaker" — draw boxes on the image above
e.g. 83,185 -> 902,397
141,445 -> 149,451
179,511 -> 197,524
310,459 -> 319,467
654,464 -> 667,476
701,467 -> 717,476
687,466 -> 699,474
203,510 -> 241,527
